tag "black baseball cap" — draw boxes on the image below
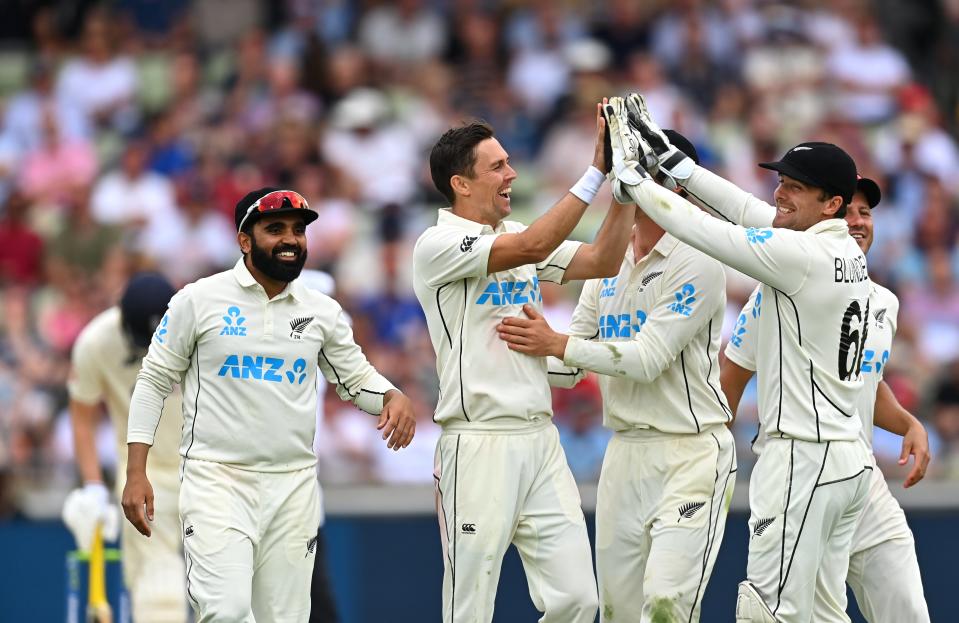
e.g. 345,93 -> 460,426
759,142 -> 857,204
234,187 -> 319,232
120,272 -> 176,348
664,129 -> 700,165
855,176 -> 881,208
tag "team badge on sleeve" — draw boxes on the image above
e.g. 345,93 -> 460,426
668,284 -> 697,316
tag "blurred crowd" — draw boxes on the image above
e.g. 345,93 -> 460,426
1,0 -> 959,519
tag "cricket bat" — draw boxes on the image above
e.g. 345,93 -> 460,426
87,524 -> 113,623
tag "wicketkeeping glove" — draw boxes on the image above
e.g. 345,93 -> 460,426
62,482 -> 121,551
625,93 -> 696,191
602,97 -> 653,202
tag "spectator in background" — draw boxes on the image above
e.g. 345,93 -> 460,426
358,0 -> 447,78
90,139 -> 177,236
827,14 -> 911,125
1,60 -> 89,156
18,108 -> 97,205
140,180 -> 236,286
55,10 -> 138,132
321,88 -> 419,212
552,375 -> 608,482
591,0 -> 652,59
930,364 -> 959,480
0,193 -> 44,286
903,248 -> 959,366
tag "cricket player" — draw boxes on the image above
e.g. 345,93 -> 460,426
498,131 -> 735,622
63,272 -> 187,622
721,176 -> 931,622
413,104 -> 635,622
122,188 -> 416,623
607,94 -> 873,622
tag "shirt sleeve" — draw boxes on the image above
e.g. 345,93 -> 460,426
318,303 -> 397,415
68,325 -> 104,406
563,251 -> 725,383
536,239 -> 584,284
682,166 -> 776,228
128,288 -> 196,445
630,179 -> 812,296
413,227 -> 500,287
724,286 -> 762,372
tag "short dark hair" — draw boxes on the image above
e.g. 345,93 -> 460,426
816,188 -> 848,219
429,122 -> 495,204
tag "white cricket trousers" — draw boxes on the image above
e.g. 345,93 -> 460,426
179,459 -> 321,623
596,425 -> 736,623
120,469 -> 188,622
434,421 -> 598,623
846,458 -> 929,622
745,438 -> 871,623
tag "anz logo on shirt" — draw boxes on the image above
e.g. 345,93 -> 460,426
599,277 -> 617,299
860,350 -> 889,375
730,313 -> 748,348
475,277 -> 542,306
600,310 -> 647,338
220,306 -> 247,336
745,228 -> 773,244
217,355 -> 309,385
667,283 -> 697,316
153,313 -> 170,344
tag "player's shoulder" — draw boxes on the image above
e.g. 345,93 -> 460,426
869,280 -> 900,318
294,281 -> 342,315
671,238 -> 726,279
75,306 -> 122,349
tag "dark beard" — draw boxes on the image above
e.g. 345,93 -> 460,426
250,236 -> 308,283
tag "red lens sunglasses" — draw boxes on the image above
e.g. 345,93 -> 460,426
237,190 -> 310,232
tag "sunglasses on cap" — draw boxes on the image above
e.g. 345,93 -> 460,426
237,190 -> 311,232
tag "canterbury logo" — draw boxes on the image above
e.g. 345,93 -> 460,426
461,523 -> 476,534
641,271 -> 664,288
184,525 -> 194,538
677,501 -> 706,521
753,517 -> 775,536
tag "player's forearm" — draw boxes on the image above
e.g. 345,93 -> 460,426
873,380 -> 917,436
127,369 -> 174,445
564,200 -> 636,281
519,188 -> 595,261
547,357 -> 586,389
682,166 -> 776,227
563,334 -> 671,384
69,400 -> 105,484
126,443 -> 151,476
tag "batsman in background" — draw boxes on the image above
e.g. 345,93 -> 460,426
722,176 -> 931,622
413,103 -> 634,623
63,272 -> 187,622
607,94 -> 872,623
496,129 -> 736,623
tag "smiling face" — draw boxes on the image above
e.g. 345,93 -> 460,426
239,212 -> 308,283
771,174 -> 842,231
452,137 -> 517,227
845,190 -> 874,254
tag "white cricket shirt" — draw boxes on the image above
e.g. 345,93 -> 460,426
68,307 -> 183,476
412,208 -> 582,431
728,281 -> 899,449
559,234 -> 731,434
128,259 -> 396,472
631,171 -> 871,443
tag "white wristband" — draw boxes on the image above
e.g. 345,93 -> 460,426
569,166 -> 605,204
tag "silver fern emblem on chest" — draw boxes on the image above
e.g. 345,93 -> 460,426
639,271 -> 664,291
290,316 -> 315,339
753,517 -> 775,536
